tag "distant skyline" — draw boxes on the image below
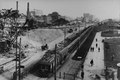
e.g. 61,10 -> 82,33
0,0 -> 120,20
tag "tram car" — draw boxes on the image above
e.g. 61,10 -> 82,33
38,41 -> 80,77
37,26 -> 92,77
37,32 -> 82,77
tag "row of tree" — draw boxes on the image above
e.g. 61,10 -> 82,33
32,12 -> 69,28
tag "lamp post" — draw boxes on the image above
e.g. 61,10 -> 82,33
18,38 -> 21,80
54,44 -> 57,80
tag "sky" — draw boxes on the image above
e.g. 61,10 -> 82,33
0,0 -> 120,20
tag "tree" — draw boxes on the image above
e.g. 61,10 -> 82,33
48,12 -> 60,23
53,18 -> 69,26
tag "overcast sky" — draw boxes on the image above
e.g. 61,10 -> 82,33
0,0 -> 120,20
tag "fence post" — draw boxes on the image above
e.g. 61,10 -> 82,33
59,72 -> 61,78
63,72 -> 65,79
112,71 -> 114,80
73,74 -> 76,80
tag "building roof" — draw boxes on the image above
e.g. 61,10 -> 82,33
39,50 -> 59,64
104,38 -> 120,44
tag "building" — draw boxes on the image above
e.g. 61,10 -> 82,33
46,15 -> 52,24
30,9 -> 43,17
83,13 -> 94,22
37,15 -> 52,24
0,38 -> 11,53
17,14 -> 26,26
104,38 -> 120,68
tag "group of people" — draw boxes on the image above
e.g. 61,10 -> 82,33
90,38 -> 101,52
80,59 -> 94,80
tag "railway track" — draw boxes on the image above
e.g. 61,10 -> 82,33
0,26 -> 92,80
50,26 -> 94,80
0,27 -> 85,69
25,26 -> 93,80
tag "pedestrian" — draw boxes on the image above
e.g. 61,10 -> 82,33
90,59 -> 94,66
111,71 -> 114,80
96,39 -> 97,42
81,64 -> 84,69
13,71 -> 17,80
96,43 -> 98,47
90,47 -> 93,52
93,47 -> 94,52
90,47 -> 92,51
98,47 -> 100,52
81,71 -> 84,80
102,39 -> 104,43
111,54 -> 115,61
95,74 -> 101,80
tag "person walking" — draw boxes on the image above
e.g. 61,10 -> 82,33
96,43 -> 98,47
13,71 -> 17,80
95,74 -> 101,80
111,54 -> 115,61
90,47 -> 93,52
96,39 -> 97,42
81,71 -> 84,80
81,64 -> 84,69
98,47 -> 100,52
90,59 -> 94,66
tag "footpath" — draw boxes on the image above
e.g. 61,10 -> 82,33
77,32 -> 105,80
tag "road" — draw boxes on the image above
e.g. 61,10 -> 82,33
76,32 -> 105,80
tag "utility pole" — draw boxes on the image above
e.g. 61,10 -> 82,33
13,1 -> 25,80
13,1 -> 19,80
15,27 -> 18,80
27,2 -> 29,19
16,1 -> 18,10
64,29 -> 66,47
54,44 -> 57,80
18,38 -> 21,80
26,2 -> 30,28
16,1 -> 18,80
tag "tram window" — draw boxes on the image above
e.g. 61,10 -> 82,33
40,65 -> 45,69
41,65 -> 50,70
